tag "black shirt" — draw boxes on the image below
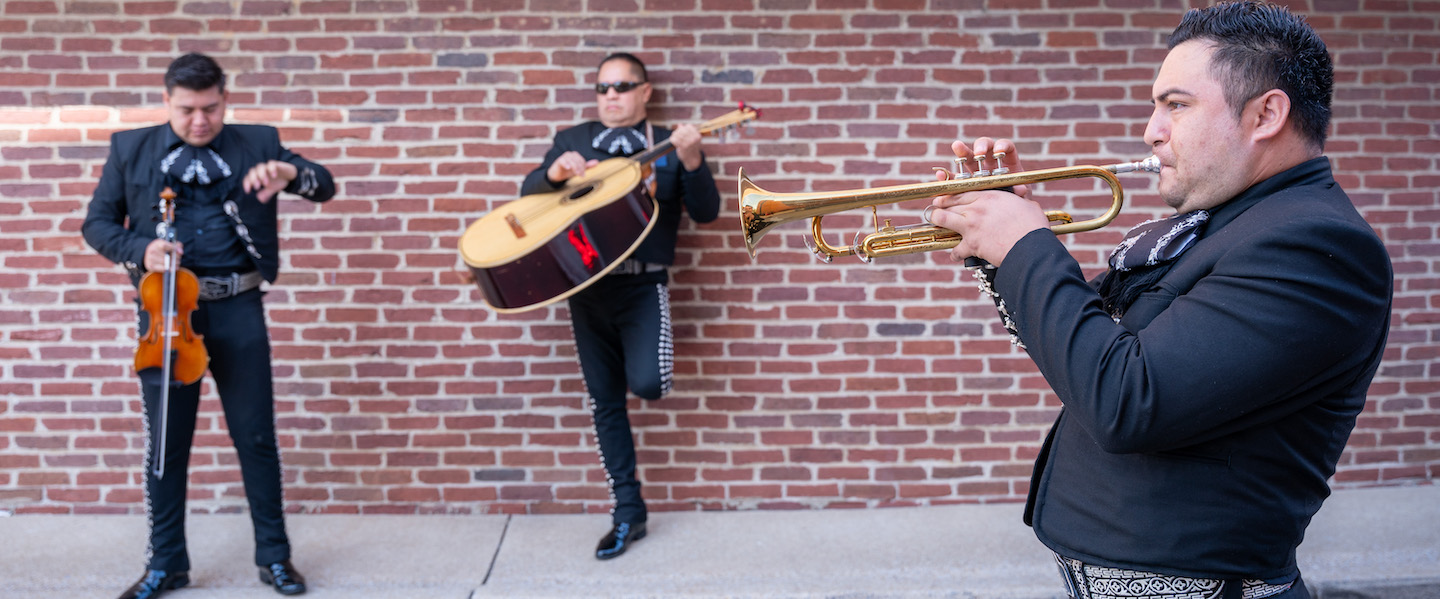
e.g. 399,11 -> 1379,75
161,128 -> 252,274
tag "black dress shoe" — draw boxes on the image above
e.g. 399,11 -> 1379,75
118,569 -> 189,599
595,521 -> 647,560
259,559 -> 307,595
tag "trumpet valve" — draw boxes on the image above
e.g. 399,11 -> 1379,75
952,157 -> 972,179
971,153 -> 992,177
993,154 -> 1010,175
973,151 -> 1007,177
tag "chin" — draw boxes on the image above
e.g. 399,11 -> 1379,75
1157,186 -> 1185,211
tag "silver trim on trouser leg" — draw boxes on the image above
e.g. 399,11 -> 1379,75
141,374 -> 156,567
586,395 -> 620,516
1054,554 -> 1295,599
655,283 -> 673,396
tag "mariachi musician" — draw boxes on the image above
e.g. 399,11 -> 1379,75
82,53 -> 334,599
520,52 -> 721,560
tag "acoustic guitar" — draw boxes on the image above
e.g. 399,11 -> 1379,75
460,104 -> 759,313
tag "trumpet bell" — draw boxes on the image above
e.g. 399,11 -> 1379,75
737,168 -> 770,258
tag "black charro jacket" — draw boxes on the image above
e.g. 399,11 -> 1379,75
997,158 -> 1392,581
82,123 -> 335,284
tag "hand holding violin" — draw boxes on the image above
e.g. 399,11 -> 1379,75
144,238 -> 183,273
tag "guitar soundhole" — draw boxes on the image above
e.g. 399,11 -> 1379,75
567,185 -> 595,201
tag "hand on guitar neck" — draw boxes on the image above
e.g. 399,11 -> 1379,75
669,123 -> 703,171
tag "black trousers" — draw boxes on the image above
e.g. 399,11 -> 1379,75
567,270 -> 673,525
137,288 -> 290,571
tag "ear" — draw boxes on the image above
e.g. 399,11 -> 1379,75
162,89 -> 171,107
1248,89 -> 1291,142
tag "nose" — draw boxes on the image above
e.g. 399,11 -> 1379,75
1143,106 -> 1166,148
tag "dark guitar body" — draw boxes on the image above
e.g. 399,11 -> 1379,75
468,185 -> 657,313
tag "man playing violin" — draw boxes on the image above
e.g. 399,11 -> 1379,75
520,52 -> 721,560
927,2 -> 1391,597
82,53 -> 334,599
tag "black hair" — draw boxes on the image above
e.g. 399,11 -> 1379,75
164,52 -> 226,94
597,52 -> 648,82
1169,0 -> 1332,150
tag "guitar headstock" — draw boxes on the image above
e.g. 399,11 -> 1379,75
698,102 -> 761,141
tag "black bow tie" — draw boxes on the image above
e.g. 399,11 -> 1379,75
591,126 -> 648,157
1107,210 -> 1211,272
159,143 -> 232,186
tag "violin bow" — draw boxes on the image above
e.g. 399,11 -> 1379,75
153,187 -> 178,480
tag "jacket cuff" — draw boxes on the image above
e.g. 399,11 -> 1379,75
125,236 -> 152,276
993,229 -> 1064,302
284,162 -> 322,197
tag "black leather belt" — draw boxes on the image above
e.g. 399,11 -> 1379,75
196,271 -> 263,301
1054,554 -> 1294,599
610,260 -> 665,276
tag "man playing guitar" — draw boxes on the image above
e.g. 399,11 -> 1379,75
520,52 -> 721,560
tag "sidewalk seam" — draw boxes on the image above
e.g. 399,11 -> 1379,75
480,514 -> 511,587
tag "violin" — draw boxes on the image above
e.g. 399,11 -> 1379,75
133,187 -> 209,479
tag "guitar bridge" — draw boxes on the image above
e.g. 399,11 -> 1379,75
505,213 -> 526,238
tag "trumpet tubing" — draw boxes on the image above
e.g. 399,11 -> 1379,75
738,156 -> 1160,262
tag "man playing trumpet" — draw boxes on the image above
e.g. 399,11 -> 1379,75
927,2 -> 1391,597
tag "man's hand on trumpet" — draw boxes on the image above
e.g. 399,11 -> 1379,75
928,138 -> 1050,267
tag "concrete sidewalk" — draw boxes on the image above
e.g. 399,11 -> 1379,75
3,485 -> 1436,599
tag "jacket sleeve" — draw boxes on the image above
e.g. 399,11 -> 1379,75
520,134 -> 570,196
277,138 -> 335,203
678,156 -> 721,224
81,133 -> 151,271
993,216 -> 1391,454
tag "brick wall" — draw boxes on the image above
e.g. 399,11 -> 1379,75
1,0 -> 1436,516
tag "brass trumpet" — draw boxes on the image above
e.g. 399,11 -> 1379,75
738,156 -> 1161,262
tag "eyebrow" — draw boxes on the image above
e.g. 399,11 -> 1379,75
1152,89 -> 1194,104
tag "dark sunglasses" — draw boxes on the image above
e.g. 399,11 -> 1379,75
594,81 -> 646,94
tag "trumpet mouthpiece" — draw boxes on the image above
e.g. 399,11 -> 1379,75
1108,156 -> 1162,174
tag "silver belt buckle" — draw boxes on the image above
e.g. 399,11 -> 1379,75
198,274 -> 236,301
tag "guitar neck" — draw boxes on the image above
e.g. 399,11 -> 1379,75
631,138 -> 675,166
621,105 -> 758,166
